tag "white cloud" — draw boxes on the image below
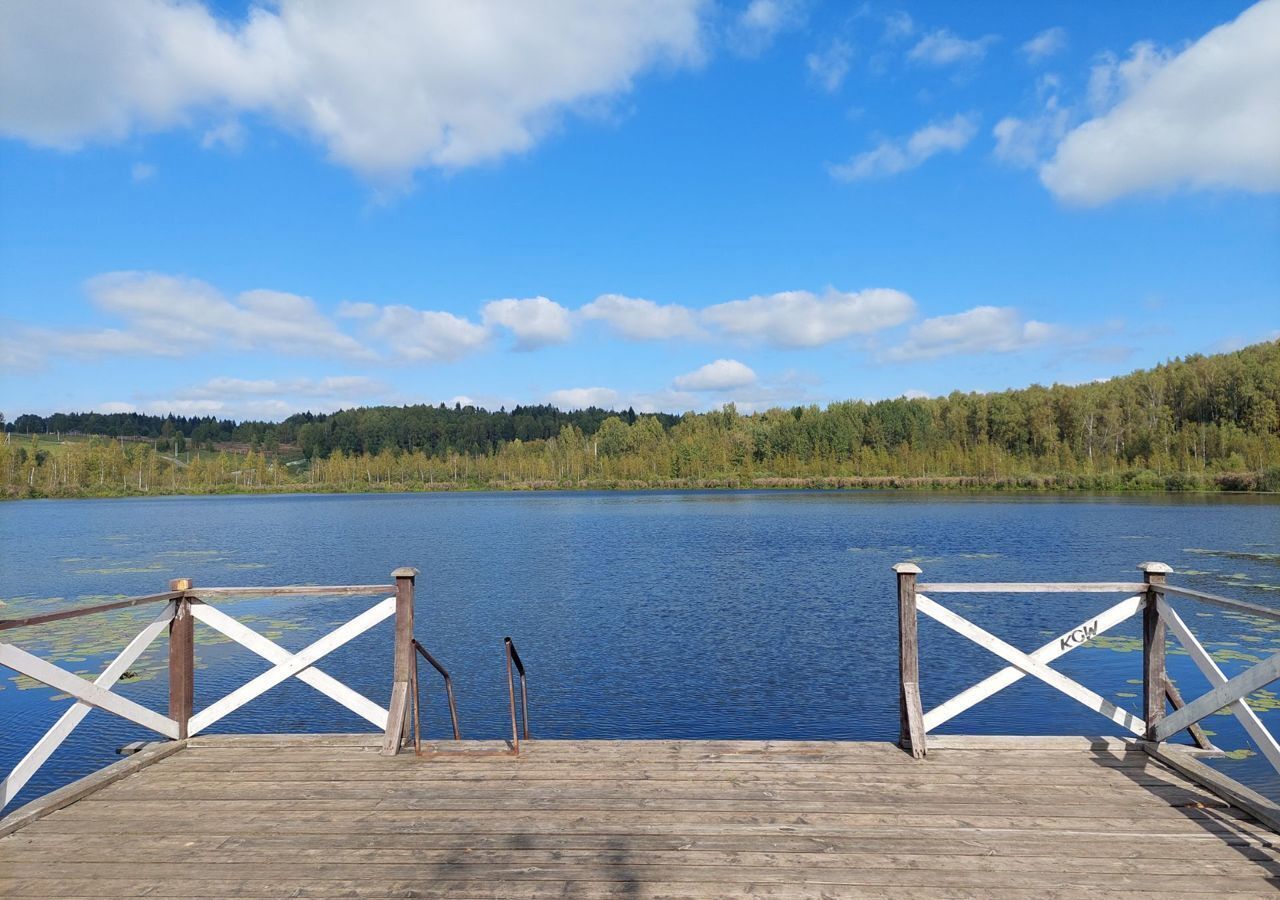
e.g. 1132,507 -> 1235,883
482,297 -> 573,350
908,29 -> 997,66
806,40 -> 853,92
0,0 -> 704,181
1041,1 -> 1280,205
113,375 -> 390,421
176,375 -> 384,401
882,12 -> 914,43
364,305 -> 489,363
47,272 -> 373,359
993,91 -> 1068,168
1084,42 -> 1172,114
547,386 -> 619,409
902,389 -> 930,399
130,162 -> 156,182
830,113 -> 977,181
1021,27 -> 1066,63
886,306 -> 1058,361
702,288 -> 916,347
627,388 -> 700,413
200,120 -> 244,152
580,293 -> 701,340
729,0 -> 805,56
336,301 -> 378,319
0,334 -> 47,370
673,359 -> 757,391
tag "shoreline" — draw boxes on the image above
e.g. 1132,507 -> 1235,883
5,473 -> 1279,501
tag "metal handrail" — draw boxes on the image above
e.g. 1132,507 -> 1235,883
409,639 -> 462,751
505,637 -> 529,753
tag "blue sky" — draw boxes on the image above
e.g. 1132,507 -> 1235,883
1,0 -> 1277,421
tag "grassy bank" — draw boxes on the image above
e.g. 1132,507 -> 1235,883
7,468 -> 1280,500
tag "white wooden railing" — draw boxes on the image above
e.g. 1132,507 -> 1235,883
0,568 -> 426,816
895,561 -> 1280,820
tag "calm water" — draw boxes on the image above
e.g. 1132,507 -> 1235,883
2,490 -> 1279,809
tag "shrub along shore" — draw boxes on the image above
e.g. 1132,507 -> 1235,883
5,341 -> 1278,500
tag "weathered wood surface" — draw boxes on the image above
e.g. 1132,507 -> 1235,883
1,736 -> 1277,898
186,596 -> 396,736
1,601 -> 177,808
917,582 -> 1150,594
894,563 -> 925,757
191,585 -> 396,598
1157,583 -> 1280,622
915,594 -> 1147,736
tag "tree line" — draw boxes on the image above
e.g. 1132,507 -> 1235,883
4,341 -> 1278,498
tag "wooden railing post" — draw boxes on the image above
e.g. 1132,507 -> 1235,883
381,567 -> 417,756
894,563 -> 926,758
167,578 -> 193,740
1141,562 -> 1172,742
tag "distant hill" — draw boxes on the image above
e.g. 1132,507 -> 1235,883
4,341 -> 1278,497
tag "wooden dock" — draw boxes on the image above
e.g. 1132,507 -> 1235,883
2,734 -> 1279,898
6,564 -> 1280,896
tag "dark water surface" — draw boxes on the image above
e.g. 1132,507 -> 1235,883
3,490 -> 1279,809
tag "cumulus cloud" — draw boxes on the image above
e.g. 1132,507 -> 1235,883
580,293 -> 702,340
546,386 -> 619,409
1040,0 -> 1280,205
1021,27 -> 1066,63
702,288 -> 916,347
993,82 -> 1068,168
130,162 -> 156,182
830,114 -> 977,181
0,0 -> 704,181
363,306 -> 489,363
673,359 -> 757,391
728,0 -> 805,56
908,29 -> 997,66
0,334 -> 45,370
482,296 -> 573,350
886,306 -> 1058,361
806,40 -> 853,92
336,301 -> 379,319
881,12 -> 914,43
176,375 -> 384,401
47,272 -> 373,359
104,375 -> 389,421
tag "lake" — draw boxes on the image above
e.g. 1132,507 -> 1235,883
3,490 -> 1279,810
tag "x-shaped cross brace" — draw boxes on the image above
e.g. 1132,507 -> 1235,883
186,597 -> 394,735
1,601 -> 179,809
917,593 -> 1147,736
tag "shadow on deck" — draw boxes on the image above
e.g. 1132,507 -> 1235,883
1,734 -> 1278,898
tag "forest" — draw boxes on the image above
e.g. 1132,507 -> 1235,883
3,340 -> 1278,498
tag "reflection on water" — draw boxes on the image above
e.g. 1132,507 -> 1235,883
2,490 -> 1279,808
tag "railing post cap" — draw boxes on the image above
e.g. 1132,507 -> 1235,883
169,578 -> 193,591
892,562 -> 922,575
391,567 -> 419,579
1138,562 -> 1173,575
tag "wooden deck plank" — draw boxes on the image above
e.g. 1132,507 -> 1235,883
1,859 -> 1278,889
2,736 -> 1277,899
5,832 -> 1278,865
5,844 -> 1279,876
0,882 -> 1251,899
